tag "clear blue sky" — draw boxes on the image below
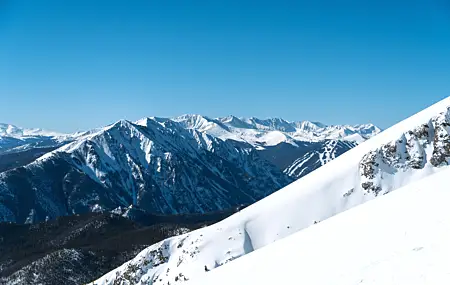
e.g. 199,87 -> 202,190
1,0 -> 450,132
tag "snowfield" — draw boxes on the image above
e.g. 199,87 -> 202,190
88,97 -> 450,285
193,167 -> 450,285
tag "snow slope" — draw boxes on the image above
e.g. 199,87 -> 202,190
88,97 -> 450,285
193,165 -> 450,285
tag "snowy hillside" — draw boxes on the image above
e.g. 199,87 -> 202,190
88,97 -> 450,285
193,166 -> 450,285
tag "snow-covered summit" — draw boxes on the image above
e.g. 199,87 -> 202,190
0,123 -> 23,137
88,97 -> 450,285
0,123 -> 66,138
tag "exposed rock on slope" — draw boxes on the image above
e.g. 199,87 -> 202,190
359,110 -> 449,196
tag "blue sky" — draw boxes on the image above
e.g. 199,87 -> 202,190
1,0 -> 450,132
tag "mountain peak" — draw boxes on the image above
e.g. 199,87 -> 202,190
0,123 -> 67,138
293,120 -> 326,131
0,123 -> 23,137
173,114 -> 229,132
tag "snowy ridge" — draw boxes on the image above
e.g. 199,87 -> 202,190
0,123 -> 66,138
173,115 -> 380,147
88,97 -> 450,285
193,165 -> 450,285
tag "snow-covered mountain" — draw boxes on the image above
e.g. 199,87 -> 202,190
173,114 -> 381,147
193,165 -> 450,285
0,123 -> 73,154
0,123 -> 65,138
171,115 -> 377,179
0,118 -> 292,223
87,97 -> 450,285
0,123 -> 23,137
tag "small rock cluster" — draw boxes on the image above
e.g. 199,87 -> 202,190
360,108 -> 450,195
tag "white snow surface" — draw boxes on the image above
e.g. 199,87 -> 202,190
193,166 -> 450,285
88,97 -> 450,285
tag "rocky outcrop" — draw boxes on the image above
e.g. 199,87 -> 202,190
360,108 -> 450,195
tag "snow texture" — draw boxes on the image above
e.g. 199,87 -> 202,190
194,165 -> 450,285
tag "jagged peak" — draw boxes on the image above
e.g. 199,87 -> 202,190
174,114 -> 215,123
240,117 -> 297,132
0,123 -> 23,137
173,114 -> 231,133
134,116 -> 170,128
293,120 -> 326,131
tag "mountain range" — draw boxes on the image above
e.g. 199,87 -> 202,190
0,116 -> 379,224
87,97 -> 450,285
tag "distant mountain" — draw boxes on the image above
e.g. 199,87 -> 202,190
0,123 -> 66,138
173,114 -> 381,146
172,115 -> 379,179
0,124 -> 79,174
87,98 -> 450,285
0,118 -> 292,223
0,123 -> 75,155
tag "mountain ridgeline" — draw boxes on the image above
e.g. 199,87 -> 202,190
0,116 -> 380,224
0,119 -> 290,223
